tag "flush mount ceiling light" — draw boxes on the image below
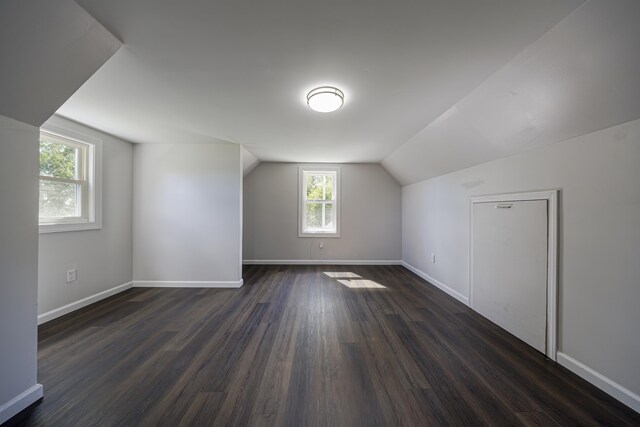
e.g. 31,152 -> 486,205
307,86 -> 344,113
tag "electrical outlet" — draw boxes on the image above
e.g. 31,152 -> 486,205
431,254 -> 436,263
67,269 -> 77,283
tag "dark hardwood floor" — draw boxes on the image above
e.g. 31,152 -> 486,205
9,265 -> 639,426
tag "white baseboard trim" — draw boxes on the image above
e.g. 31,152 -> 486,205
0,384 -> 43,425
133,280 -> 244,288
243,259 -> 402,265
557,352 -> 640,413
401,261 -> 469,305
37,279 -> 243,325
38,281 -> 134,325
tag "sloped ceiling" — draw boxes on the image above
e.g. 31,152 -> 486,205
242,146 -> 260,177
382,0 -> 640,185
0,0 -> 121,127
11,0 -> 638,186
59,0 -> 582,163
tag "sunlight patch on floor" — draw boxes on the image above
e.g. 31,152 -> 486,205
323,272 -> 362,279
337,279 -> 386,289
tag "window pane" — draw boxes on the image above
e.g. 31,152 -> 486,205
305,202 -> 323,229
305,174 -> 324,200
39,137 -> 79,179
39,180 -> 80,218
325,203 -> 334,228
324,175 -> 333,200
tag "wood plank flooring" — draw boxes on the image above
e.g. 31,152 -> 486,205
9,265 -> 640,426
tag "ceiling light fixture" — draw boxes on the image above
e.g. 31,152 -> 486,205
307,86 -> 344,113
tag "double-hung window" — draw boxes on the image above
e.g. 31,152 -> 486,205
299,167 -> 340,237
39,124 -> 102,233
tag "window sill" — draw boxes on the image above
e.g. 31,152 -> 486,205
39,221 -> 102,234
298,232 -> 341,238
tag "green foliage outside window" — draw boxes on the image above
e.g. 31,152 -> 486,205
305,174 -> 333,200
304,173 -> 335,230
39,137 -> 81,218
39,137 -> 77,179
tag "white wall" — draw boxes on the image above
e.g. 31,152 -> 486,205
402,118 -> 640,406
244,163 -> 402,262
38,116 -> 133,318
133,143 -> 242,284
0,115 -> 42,423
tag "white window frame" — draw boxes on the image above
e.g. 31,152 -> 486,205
298,166 -> 341,237
39,121 -> 102,233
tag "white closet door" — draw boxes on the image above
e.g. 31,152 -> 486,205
472,200 -> 548,353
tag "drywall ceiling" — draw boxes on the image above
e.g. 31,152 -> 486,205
241,146 -> 260,177
58,0 -> 583,163
0,0 -> 121,127
383,0 -> 640,185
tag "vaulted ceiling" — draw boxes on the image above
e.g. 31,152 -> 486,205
0,0 -> 120,127
59,0 -> 582,160
4,0 -> 640,185
383,0 -> 640,184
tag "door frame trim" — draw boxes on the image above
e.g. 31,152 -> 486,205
469,189 -> 559,360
